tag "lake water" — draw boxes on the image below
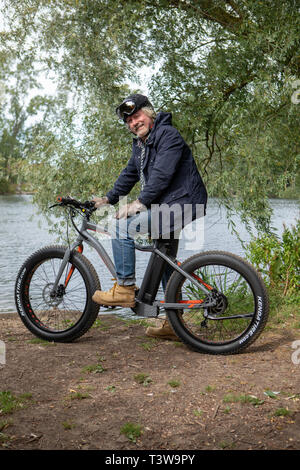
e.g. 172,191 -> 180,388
0,195 -> 298,315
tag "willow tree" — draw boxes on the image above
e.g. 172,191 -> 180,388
0,3 -> 70,192
1,0 -> 299,230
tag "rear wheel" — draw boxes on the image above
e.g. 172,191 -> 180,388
15,245 -> 100,342
165,251 -> 269,354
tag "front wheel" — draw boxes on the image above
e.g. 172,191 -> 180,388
164,251 -> 269,354
15,245 -> 101,342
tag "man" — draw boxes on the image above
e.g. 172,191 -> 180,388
92,94 -> 207,339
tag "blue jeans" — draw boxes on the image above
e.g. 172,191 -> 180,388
110,210 -> 179,291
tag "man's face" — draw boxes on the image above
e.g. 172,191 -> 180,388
126,110 -> 153,139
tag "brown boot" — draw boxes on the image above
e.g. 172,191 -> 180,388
145,319 -> 178,341
92,282 -> 136,308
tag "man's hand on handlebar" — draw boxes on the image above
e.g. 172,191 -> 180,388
116,199 -> 146,219
91,196 -> 146,219
92,196 -> 109,208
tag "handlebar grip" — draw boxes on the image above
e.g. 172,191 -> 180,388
56,196 -> 81,207
56,196 -> 96,210
83,200 -> 96,210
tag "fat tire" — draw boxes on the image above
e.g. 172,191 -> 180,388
15,245 -> 101,342
165,250 -> 269,355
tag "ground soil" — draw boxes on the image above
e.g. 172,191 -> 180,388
0,312 -> 300,451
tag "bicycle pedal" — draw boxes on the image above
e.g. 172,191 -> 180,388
100,306 -> 122,312
132,301 -> 159,318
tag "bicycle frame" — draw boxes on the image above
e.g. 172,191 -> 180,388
15,197 -> 267,352
51,213 -> 217,318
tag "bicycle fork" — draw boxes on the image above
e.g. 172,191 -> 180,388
50,244 -> 83,297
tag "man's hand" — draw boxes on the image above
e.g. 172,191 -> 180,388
116,199 -> 146,219
92,196 -> 109,208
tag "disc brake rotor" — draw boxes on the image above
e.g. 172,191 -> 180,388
42,283 -> 65,307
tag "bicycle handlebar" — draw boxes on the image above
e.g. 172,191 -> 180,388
53,196 -> 155,250
54,196 -> 96,212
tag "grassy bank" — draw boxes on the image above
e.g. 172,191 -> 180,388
265,289 -> 300,332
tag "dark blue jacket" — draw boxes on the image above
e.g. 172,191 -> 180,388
106,112 -> 207,226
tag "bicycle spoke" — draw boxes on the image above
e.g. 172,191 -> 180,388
178,264 -> 255,344
28,257 -> 87,332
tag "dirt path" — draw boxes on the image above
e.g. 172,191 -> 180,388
0,313 -> 299,450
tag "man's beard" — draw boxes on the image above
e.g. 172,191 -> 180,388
135,123 -> 150,139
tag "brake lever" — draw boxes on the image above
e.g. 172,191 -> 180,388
48,203 -> 63,209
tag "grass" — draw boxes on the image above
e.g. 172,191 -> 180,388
82,363 -> 105,374
223,393 -> 264,406
264,289 -> 300,331
140,338 -> 158,351
0,419 -> 12,438
81,354 -> 106,374
173,340 -> 184,347
121,318 -> 153,328
219,440 -> 236,450
92,318 -> 112,331
273,408 -> 293,417
134,373 -> 152,386
223,406 -> 231,414
69,390 -> 90,400
0,420 -> 13,432
0,432 -> 10,444
264,390 -> 280,399
205,385 -> 216,393
120,422 -> 143,443
62,421 -> 75,430
0,391 -> 33,415
168,379 -> 181,388
27,338 -> 55,346
67,384 -> 92,401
